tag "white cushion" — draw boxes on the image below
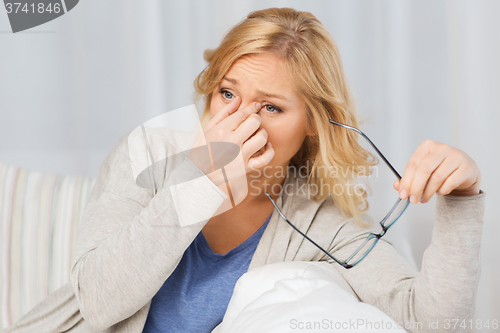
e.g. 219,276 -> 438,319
219,261 -> 407,333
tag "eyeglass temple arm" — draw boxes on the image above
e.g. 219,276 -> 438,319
265,192 -> 353,269
328,119 -> 402,180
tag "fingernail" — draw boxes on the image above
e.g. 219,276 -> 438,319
420,197 -> 426,204
399,189 -> 407,200
255,103 -> 261,111
410,195 -> 418,204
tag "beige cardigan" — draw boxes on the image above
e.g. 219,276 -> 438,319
2,131 -> 486,333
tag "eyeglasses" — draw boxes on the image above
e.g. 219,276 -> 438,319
265,119 -> 410,269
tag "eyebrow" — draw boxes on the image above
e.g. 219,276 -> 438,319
222,76 -> 289,101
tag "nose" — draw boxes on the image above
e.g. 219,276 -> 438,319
236,99 -> 263,117
238,99 -> 255,110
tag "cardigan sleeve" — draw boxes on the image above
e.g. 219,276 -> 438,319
330,191 -> 486,333
69,131 -> 227,331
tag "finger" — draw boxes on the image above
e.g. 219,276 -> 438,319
233,113 -> 262,144
437,164 -> 472,196
393,179 -> 400,191
398,140 -> 433,200
249,142 -> 274,170
224,102 -> 261,132
205,96 -> 241,130
406,150 -> 448,204
243,119 -> 265,145
419,156 -> 460,203
241,127 -> 268,159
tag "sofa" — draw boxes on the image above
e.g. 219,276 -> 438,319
0,162 -> 96,329
0,162 -> 415,332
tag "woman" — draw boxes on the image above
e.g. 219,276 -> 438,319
4,7 -> 484,333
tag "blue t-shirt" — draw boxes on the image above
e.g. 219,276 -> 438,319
142,213 -> 272,332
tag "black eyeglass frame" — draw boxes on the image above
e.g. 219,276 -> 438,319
265,119 -> 410,269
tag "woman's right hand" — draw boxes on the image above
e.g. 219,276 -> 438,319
188,96 -> 275,186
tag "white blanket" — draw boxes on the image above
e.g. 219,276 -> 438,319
219,261 -> 408,333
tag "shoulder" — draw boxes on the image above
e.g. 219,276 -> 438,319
90,126 -> 200,205
87,129 -> 134,203
88,127 -> 166,206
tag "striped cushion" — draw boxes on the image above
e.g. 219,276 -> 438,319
0,163 -> 96,329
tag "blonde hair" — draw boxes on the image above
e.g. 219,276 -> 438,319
194,7 -> 377,224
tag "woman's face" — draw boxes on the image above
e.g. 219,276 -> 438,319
210,53 -> 312,173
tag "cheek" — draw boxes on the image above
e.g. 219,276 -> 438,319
264,121 -> 305,157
